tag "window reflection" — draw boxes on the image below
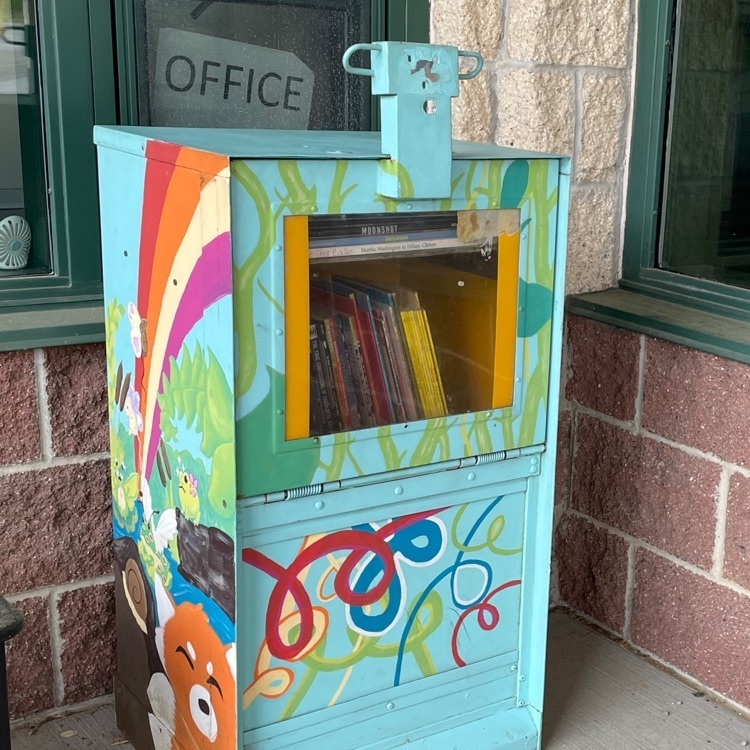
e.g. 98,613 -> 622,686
0,0 -> 48,275
136,0 -> 371,130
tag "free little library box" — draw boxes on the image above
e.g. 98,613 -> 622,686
95,41 -> 569,750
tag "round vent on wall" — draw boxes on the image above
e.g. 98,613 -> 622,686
0,215 -> 32,270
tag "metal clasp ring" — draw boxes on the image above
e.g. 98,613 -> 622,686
342,43 -> 383,77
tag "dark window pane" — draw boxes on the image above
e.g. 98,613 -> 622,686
660,0 -> 750,287
135,0 -> 371,131
0,0 -> 49,276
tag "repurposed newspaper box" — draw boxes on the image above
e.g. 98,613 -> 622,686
96,40 -> 569,750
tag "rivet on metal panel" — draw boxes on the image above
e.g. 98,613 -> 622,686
314,500 -> 325,510
510,664 -> 518,672
309,205 -> 318,213
386,702 -> 395,710
275,329 -> 283,336
467,472 -> 476,481
276,409 -> 284,416
519,674 -> 526,682
313,437 -> 320,444
518,699 -> 526,707
273,244 -> 282,252
394,486 -> 404,495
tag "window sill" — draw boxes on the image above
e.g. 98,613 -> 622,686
566,287 -> 750,365
0,300 -> 104,352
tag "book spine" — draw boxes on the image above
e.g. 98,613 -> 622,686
341,315 -> 375,428
385,308 -> 420,422
309,324 -> 327,436
332,317 -> 362,430
315,320 -> 342,433
323,318 -> 352,430
418,310 -> 448,416
352,300 -> 392,425
401,311 -> 432,418
373,313 -> 406,423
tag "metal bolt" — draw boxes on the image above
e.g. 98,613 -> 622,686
518,699 -> 526,707
519,674 -> 526,682
406,203 -> 413,210
313,437 -> 320,444
386,702 -> 394,710
275,328 -> 283,336
510,665 -> 517,672
273,244 -> 282,252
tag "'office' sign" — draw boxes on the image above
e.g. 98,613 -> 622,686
152,28 -> 314,129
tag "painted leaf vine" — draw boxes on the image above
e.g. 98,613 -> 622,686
157,344 -> 235,517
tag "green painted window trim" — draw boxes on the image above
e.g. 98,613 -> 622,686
605,0 -> 750,362
0,0 -> 117,351
1,0 -> 429,352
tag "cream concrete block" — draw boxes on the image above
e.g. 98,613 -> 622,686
494,68 -> 574,156
432,0 -> 502,61
566,187 -> 617,295
578,75 -> 627,183
506,0 -> 629,67
452,73 -> 493,142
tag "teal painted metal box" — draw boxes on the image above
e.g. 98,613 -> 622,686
96,42 -> 569,750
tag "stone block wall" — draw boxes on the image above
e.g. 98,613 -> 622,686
0,344 -> 115,718
557,314 -> 750,711
432,0 -> 633,294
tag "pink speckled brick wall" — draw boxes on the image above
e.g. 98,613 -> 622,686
556,313 -> 750,712
4,318 -> 750,720
0,344 -> 114,719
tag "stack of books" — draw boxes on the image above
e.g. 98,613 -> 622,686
309,277 -> 448,436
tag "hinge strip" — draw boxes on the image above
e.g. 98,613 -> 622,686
261,445 -> 541,504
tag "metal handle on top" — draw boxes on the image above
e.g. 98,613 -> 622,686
458,50 -> 483,79
342,43 -> 383,77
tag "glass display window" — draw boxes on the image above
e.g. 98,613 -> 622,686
284,209 -> 521,439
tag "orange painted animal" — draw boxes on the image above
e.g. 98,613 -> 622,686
150,576 -> 236,749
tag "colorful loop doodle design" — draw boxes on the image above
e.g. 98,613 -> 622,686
243,493 -> 525,721
241,507 -> 445,661
347,516 -> 447,636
